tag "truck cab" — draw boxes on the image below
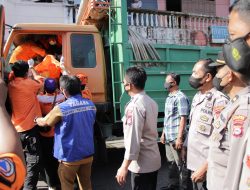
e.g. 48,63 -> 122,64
3,24 -> 107,104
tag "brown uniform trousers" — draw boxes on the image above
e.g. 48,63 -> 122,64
58,156 -> 93,190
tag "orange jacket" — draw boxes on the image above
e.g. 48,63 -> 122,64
9,42 -> 46,64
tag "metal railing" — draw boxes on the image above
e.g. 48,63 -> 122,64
127,8 -> 228,46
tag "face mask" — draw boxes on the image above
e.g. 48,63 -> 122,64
223,32 -> 250,75
189,76 -> 204,89
164,82 -> 173,90
212,77 -> 224,91
212,72 -> 229,91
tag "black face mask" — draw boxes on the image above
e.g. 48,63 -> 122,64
223,32 -> 250,75
189,76 -> 204,89
212,72 -> 229,92
212,77 -> 224,91
164,82 -> 173,91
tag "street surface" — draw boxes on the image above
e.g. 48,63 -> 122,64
38,144 -> 169,190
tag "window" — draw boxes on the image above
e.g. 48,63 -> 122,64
70,34 -> 96,68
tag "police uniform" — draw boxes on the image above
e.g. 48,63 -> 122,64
122,91 -> 161,189
218,87 -> 250,190
187,88 -> 229,188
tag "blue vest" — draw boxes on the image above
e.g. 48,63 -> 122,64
54,94 -> 96,162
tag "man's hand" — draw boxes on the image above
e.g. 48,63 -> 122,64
116,166 -> 128,186
160,132 -> 166,144
0,78 -> 7,106
191,164 -> 207,183
175,137 -> 183,150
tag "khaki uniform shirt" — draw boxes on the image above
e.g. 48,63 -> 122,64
122,91 -> 161,173
187,88 -> 228,171
221,87 -> 250,190
207,98 -> 232,190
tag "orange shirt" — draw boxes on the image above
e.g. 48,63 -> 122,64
0,153 -> 26,190
37,92 -> 65,137
9,42 -> 46,64
8,77 -> 43,132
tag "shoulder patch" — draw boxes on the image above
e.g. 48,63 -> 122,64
213,106 -> 225,118
126,109 -> 133,126
232,125 -> 244,138
0,157 -> 16,187
247,155 -> 250,169
232,115 -> 247,126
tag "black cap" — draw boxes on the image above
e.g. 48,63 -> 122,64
209,51 -> 226,67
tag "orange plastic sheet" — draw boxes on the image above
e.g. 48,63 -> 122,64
35,55 -> 61,79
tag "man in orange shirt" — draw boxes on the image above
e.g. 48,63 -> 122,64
76,73 -> 93,100
8,60 -> 43,190
0,78 -> 26,190
9,41 -> 46,64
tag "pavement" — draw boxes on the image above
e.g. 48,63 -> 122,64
37,144 -> 169,190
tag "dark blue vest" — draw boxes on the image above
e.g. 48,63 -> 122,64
54,94 -> 96,162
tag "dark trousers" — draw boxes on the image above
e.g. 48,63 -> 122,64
131,170 -> 158,190
40,135 -> 60,188
19,126 -> 41,190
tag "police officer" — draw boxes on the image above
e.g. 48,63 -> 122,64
187,58 -> 229,190
206,51 -> 230,190
219,0 -> 250,189
116,66 -> 161,190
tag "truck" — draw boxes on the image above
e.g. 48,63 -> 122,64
0,0 -> 227,161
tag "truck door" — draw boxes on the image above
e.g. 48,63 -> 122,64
0,4 -> 5,78
66,32 -> 106,103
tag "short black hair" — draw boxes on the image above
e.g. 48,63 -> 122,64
11,60 -> 29,78
229,0 -> 250,23
167,72 -> 180,85
125,66 -> 147,90
199,58 -> 217,78
59,75 -> 81,96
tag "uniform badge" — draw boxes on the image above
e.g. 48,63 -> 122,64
214,120 -> 221,129
232,115 -> 247,126
232,125 -> 244,137
213,106 -> 224,118
247,155 -> 250,169
247,177 -> 250,187
232,115 -> 246,138
200,115 -> 209,122
206,102 -> 212,108
126,110 -> 133,126
199,125 -> 206,131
